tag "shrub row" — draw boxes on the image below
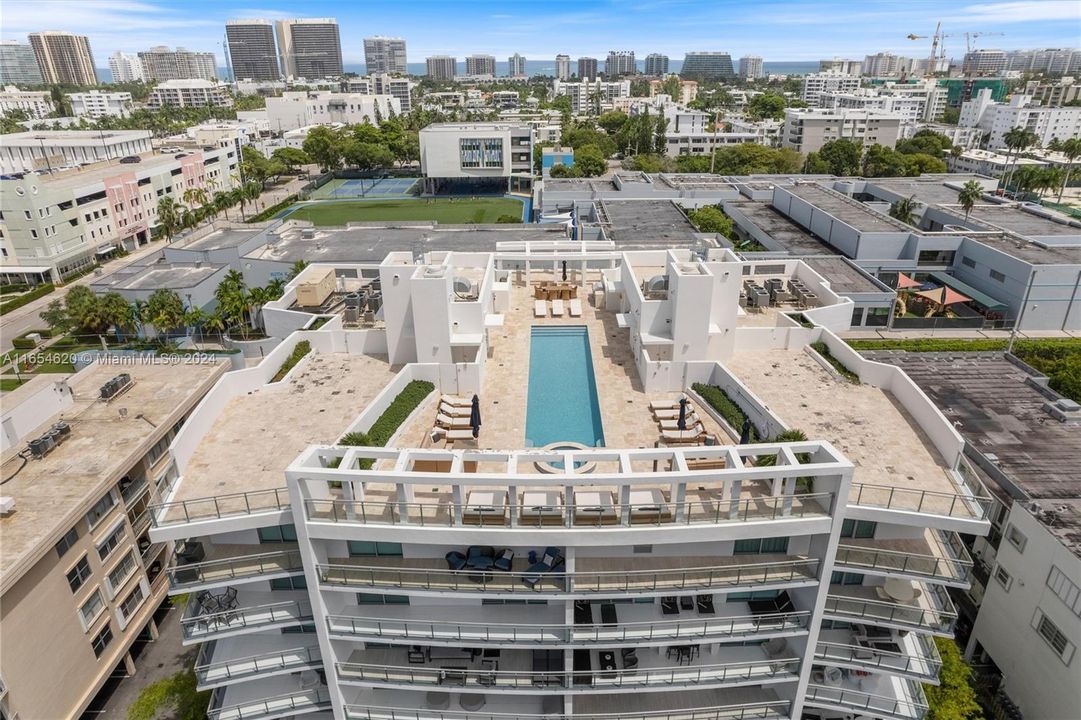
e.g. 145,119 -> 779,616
246,194 -> 298,223
271,341 -> 311,382
811,341 -> 860,383
691,382 -> 758,442
0,284 -> 54,316
0,284 -> 29,295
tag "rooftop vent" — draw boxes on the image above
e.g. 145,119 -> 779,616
26,420 -> 72,459
100,373 -> 133,401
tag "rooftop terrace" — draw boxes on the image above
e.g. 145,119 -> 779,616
802,257 -> 891,295
785,184 -> 909,234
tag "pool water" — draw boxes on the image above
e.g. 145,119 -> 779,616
525,326 -> 605,448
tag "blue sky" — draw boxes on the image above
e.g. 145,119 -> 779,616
2,0 -> 1078,65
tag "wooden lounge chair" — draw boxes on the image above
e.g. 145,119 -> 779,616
534,285 -> 547,300
653,405 -> 696,420
659,416 -> 699,431
569,298 -> 582,317
550,299 -> 564,317
442,395 -> 473,407
649,398 -> 685,411
534,300 -> 547,318
661,423 -> 708,444
440,403 -> 471,417
436,413 -> 470,429
444,428 -> 475,442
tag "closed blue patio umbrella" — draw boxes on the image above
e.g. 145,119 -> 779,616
677,397 -> 688,432
740,419 -> 752,444
470,394 -> 482,438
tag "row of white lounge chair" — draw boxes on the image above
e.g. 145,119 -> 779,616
534,298 -> 583,318
649,398 -> 714,445
431,395 -> 478,442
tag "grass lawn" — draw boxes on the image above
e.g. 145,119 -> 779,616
1,378 -> 25,391
285,197 -> 524,225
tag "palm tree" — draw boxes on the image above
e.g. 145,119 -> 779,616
144,288 -> 185,344
183,307 -> 208,344
1036,166 -> 1062,200
1058,137 -> 1081,203
99,292 -> 134,342
156,196 -> 181,242
265,278 -> 287,300
182,186 -> 209,211
958,180 -> 983,222
202,310 -> 227,341
247,286 -> 273,331
212,191 -> 232,221
214,270 -> 251,338
1001,126 -> 1038,196
287,260 -> 310,280
888,195 -> 919,226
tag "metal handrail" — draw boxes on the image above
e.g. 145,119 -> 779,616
335,657 -> 800,688
167,549 -> 303,586
150,487 -> 291,527
806,681 -> 929,716
206,687 -> 331,720
814,637 -> 942,678
180,599 -> 312,640
316,558 -> 819,593
121,475 -> 149,504
195,645 -> 322,684
834,537 -> 972,583
304,491 -> 834,528
849,482 -> 990,521
823,591 -> 956,632
343,701 -> 792,720
326,610 -> 811,644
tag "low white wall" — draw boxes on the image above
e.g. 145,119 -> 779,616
344,329 -> 389,356
223,332 -> 283,358
0,376 -> 74,453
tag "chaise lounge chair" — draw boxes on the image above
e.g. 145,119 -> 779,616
653,405 -> 696,420
649,398 -> 685,412
441,395 -> 473,407
522,546 -> 563,588
551,299 -> 564,317
436,413 -> 471,429
534,300 -> 547,318
444,428 -> 476,442
569,298 -> 582,317
659,415 -> 699,431
661,423 -> 708,444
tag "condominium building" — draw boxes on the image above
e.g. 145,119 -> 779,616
508,54 -> 527,77
739,55 -> 765,80
0,133 -> 239,278
364,37 -> 408,75
142,220 -> 992,720
1004,47 -> 1081,75
605,50 -> 637,77
681,52 -> 735,80
555,54 -> 571,80
816,87 -> 937,123
1024,77 -> 1081,107
0,360 -> 228,720
577,57 -> 598,81
28,31 -> 98,86
801,72 -> 861,104
0,86 -> 53,119
148,80 -> 232,108
649,78 -> 698,105
945,148 -> 1047,178
426,56 -> 457,81
465,55 -> 497,77
960,89 -> 1081,150
861,53 -> 917,78
419,121 -> 532,183
108,52 -> 145,83
819,58 -> 862,75
265,91 -> 400,132
70,90 -> 133,118
0,40 -> 44,84
782,107 -> 903,153
226,20 -> 280,81
138,46 -> 218,82
553,79 -> 632,114
344,74 -> 415,113
644,53 -> 669,76
276,19 -> 343,80
961,50 -> 1007,77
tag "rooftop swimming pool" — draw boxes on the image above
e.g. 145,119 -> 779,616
525,326 -> 605,449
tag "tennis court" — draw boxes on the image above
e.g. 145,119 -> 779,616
308,177 -> 420,200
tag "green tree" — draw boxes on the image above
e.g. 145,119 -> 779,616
686,206 -> 733,237
597,111 -> 628,134
156,196 -> 181,242
896,130 -> 955,156
65,286 -> 107,333
889,195 -> 920,226
923,638 -> 982,720
39,299 -> 72,334
302,125 -> 345,171
573,144 -> 607,177
862,144 -> 910,178
816,139 -> 863,176
144,289 -> 185,340
958,180 -> 983,221
1057,137 -> 1081,202
745,93 -> 787,121
1001,126 -> 1038,194
904,153 -> 948,175
288,260 -> 310,280
495,214 -> 522,223
99,292 -> 134,341
343,141 -> 394,171
270,147 -> 311,173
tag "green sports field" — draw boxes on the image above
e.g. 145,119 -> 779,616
284,198 -> 525,225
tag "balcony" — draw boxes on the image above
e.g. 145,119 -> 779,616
805,676 -> 928,720
848,482 -> 992,525
195,638 -> 323,689
814,631 -> 942,682
167,548 -> 304,591
303,491 -> 833,530
120,475 -> 150,505
834,531 -> 973,587
316,557 -> 819,597
207,682 -> 331,720
151,487 -> 291,529
823,584 -> 957,636
180,592 -> 312,643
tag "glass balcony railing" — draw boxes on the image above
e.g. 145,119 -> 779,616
326,611 -> 810,645
343,701 -> 793,720
316,558 -> 819,595
848,482 -> 991,522
304,492 -> 834,529
805,681 -> 928,720
814,635 -> 942,681
181,599 -> 312,642
151,488 -> 291,528
167,549 -> 304,589
336,657 -> 800,690
834,532 -> 973,585
195,642 -> 323,687
206,687 -> 331,720
823,586 -> 957,635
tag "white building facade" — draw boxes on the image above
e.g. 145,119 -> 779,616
0,87 -> 53,119
70,90 -> 133,119
552,79 -> 631,114
148,80 -> 232,108
108,51 -> 145,82
960,90 -> 1081,150
801,72 -> 861,105
265,92 -> 400,133
782,108 -> 903,153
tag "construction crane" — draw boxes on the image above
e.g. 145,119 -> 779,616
965,31 -> 1004,53
907,22 -> 955,77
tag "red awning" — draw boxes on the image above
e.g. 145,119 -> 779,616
915,286 -> 971,306
896,272 -> 922,290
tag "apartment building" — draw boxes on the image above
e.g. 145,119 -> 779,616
555,55 -> 571,80
961,50 -> 1007,77
108,51 -> 145,83
0,87 -> 53,119
861,53 -> 917,78
644,54 -> 669,76
1023,77 -> 1081,107
419,122 -> 533,192
680,52 -> 734,80
148,80 -> 232,108
0,137 -> 239,279
578,57 -> 598,81
364,37 -> 408,75
801,72 -> 861,104
343,74 -> 415,113
816,87 -> 940,124
508,54 -> 527,77
226,20 -> 280,81
552,79 -> 631,114
265,91 -> 400,132
782,107 -> 903,153
143,224 -> 992,720
70,90 -> 133,119
138,46 -> 218,82
1004,47 -> 1081,75
0,40 -> 43,84
28,31 -> 97,86
276,19 -> 343,80
0,360 -> 227,720
946,149 -> 1047,178
605,50 -> 636,77
426,56 -> 457,81
739,55 -> 765,80
960,90 -> 1081,150
819,58 -> 862,75
649,78 -> 698,105
465,55 -> 497,77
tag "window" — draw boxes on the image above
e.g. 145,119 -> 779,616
67,556 -> 92,592
270,576 -> 307,591
347,541 -> 403,557
144,434 -> 171,467
1006,525 -> 1027,552
831,571 -> 865,585
119,583 -> 146,622
1047,566 -> 1081,618
840,519 -> 877,539
91,623 -> 113,658
79,589 -> 106,629
632,545 -> 653,554
356,593 -> 409,605
989,269 -> 1006,282
258,524 -> 298,543
1033,610 -> 1075,664
994,564 -> 1012,591
734,537 -> 789,554
86,490 -> 118,529
106,551 -> 138,596
961,256 -> 976,268
97,523 -> 125,561
727,590 -> 780,602
56,526 -> 80,558
482,599 -> 547,605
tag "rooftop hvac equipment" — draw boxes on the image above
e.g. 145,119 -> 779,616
26,419 -> 73,459
100,373 -> 133,401
367,292 -> 382,313
295,267 -> 335,307
301,228 -> 316,239
643,275 -> 669,297
343,307 -> 359,324
343,292 -> 362,309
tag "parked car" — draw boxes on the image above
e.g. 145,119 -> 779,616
119,156 -> 141,164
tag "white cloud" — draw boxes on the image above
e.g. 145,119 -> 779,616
949,1 -> 1081,22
